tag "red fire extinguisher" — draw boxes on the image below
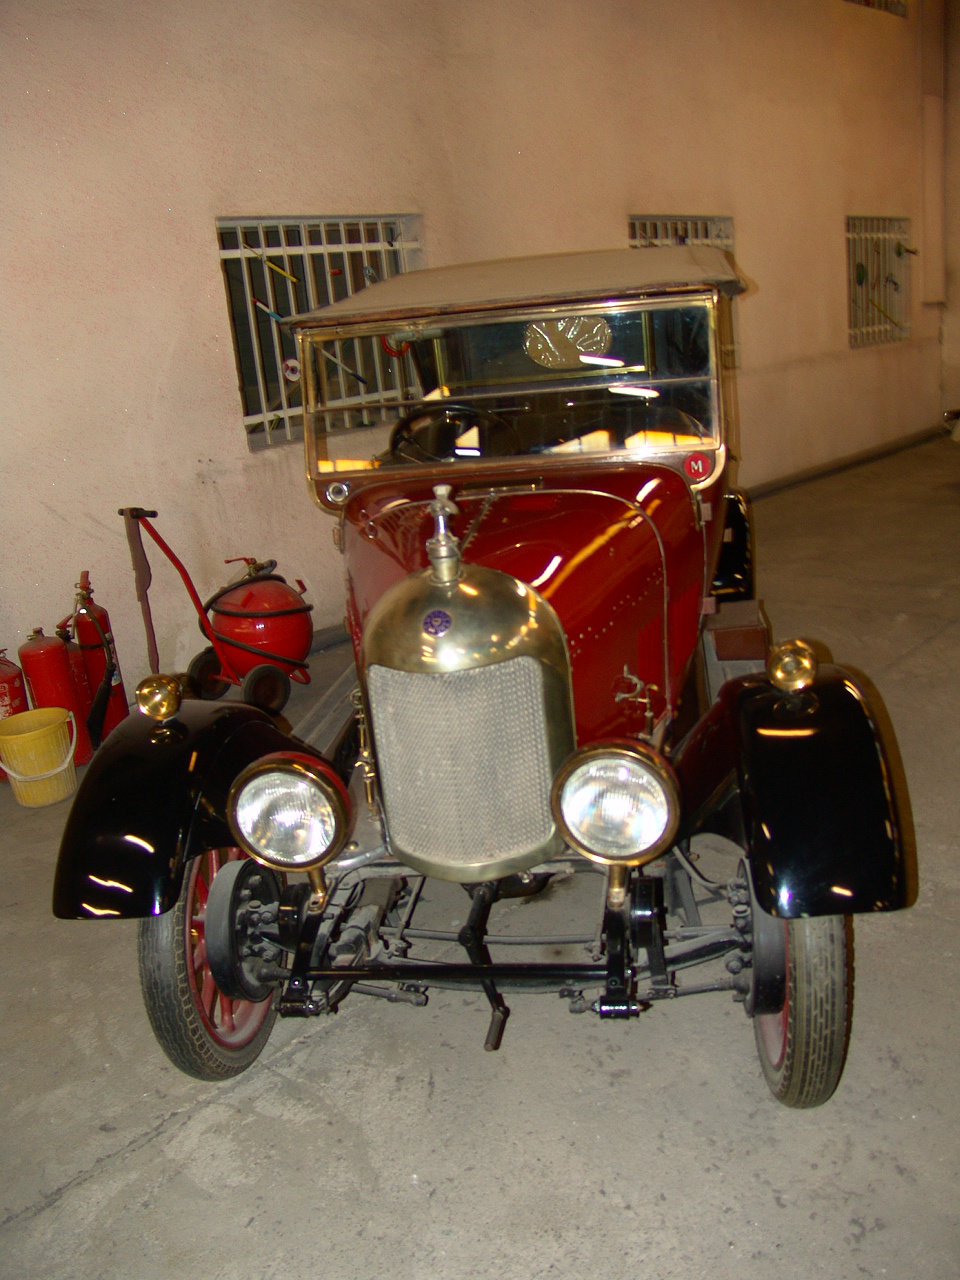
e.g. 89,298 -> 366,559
55,623 -> 93,718
0,649 -> 29,781
18,629 -> 94,765
71,571 -> 128,740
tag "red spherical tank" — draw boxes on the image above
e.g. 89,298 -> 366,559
209,575 -> 313,678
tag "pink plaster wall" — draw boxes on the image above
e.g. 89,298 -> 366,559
0,0 -> 944,686
941,0 -> 960,410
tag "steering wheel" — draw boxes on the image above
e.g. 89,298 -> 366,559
389,402 -> 521,462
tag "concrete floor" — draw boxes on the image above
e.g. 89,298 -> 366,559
2,436 -> 959,1280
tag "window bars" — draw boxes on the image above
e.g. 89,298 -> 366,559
846,217 -> 911,347
843,0 -> 907,17
629,215 -> 737,368
628,216 -> 734,252
217,216 -> 422,450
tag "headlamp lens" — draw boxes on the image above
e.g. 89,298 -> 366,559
233,768 -> 342,869
558,751 -> 677,862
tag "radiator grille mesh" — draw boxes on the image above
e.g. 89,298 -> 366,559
367,657 -> 555,868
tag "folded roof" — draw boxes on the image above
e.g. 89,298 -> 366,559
287,246 -> 744,332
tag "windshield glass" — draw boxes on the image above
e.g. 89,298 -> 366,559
301,294 -> 721,476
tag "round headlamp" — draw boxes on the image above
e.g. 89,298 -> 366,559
552,744 -> 680,866
227,753 -> 349,872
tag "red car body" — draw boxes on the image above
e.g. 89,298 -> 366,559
53,248 -> 912,1106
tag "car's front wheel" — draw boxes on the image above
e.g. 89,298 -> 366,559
753,913 -> 853,1108
138,850 -> 278,1080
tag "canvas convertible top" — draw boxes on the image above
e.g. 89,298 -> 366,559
287,246 -> 745,333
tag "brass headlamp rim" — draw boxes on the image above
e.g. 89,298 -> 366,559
227,754 -> 350,873
551,742 -> 680,868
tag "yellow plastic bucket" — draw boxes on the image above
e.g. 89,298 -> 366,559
0,708 -> 77,807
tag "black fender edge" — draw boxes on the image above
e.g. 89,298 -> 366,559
52,700 -> 323,920
673,664 -> 913,917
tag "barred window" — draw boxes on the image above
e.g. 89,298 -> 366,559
217,215 -> 422,450
629,215 -> 737,367
846,217 -> 911,347
628,216 -> 734,252
843,0 -> 907,16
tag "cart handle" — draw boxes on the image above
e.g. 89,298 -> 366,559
117,508 -> 242,685
119,508 -> 159,676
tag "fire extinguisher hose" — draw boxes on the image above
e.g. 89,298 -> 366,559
201,572 -> 287,614
207,632 -> 310,669
75,602 -> 115,750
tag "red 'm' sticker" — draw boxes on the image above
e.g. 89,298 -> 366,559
683,452 -> 712,481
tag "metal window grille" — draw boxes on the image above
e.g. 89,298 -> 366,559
843,0 -> 907,16
846,217 -> 911,347
629,215 -> 737,367
217,215 -> 422,450
628,216 -> 734,252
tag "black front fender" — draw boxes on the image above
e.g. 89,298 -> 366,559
674,665 -> 912,917
52,700 -> 319,919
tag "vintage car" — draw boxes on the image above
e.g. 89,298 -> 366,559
53,247 -> 913,1108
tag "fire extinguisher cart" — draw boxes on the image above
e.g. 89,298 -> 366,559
120,508 -> 312,715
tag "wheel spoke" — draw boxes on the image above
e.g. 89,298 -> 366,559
139,848 -> 278,1078
219,994 -> 237,1034
200,969 -> 218,1021
757,1003 -> 788,1069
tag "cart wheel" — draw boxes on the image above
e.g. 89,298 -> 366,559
138,850 -> 277,1080
186,646 -> 230,700
241,663 -> 291,714
752,912 -> 853,1108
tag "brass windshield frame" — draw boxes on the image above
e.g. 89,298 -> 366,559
296,287 -> 727,503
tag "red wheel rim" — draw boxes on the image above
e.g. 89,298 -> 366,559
183,850 -> 274,1049
756,925 -> 790,1069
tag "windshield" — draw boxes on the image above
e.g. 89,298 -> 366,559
300,294 -> 722,478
